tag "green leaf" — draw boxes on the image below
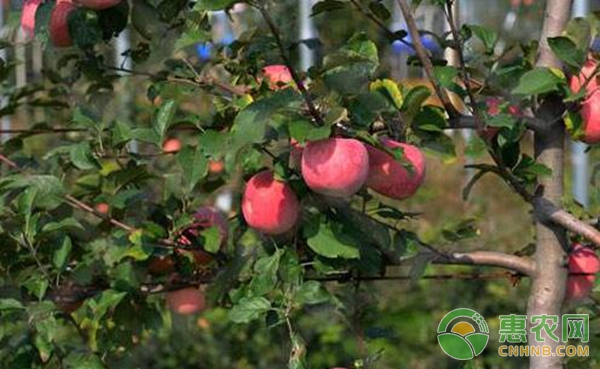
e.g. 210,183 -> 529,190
69,8 -> 102,49
402,85 -> 432,125
154,99 -> 177,139
0,298 -> 25,311
368,1 -> 391,21
295,281 -> 330,305
177,146 -> 208,192
323,33 -> 379,94
63,352 -> 105,369
469,24 -> 498,52
249,250 -> 283,297
202,226 -> 221,253
112,120 -> 133,146
42,217 -> 84,233
433,66 -> 459,88
487,114 -> 517,128
87,290 -> 127,321
512,68 -> 563,96
34,1 -> 54,45
370,79 -> 403,109
72,108 -> 98,130
565,110 -> 586,140
304,217 -> 360,259
194,0 -> 237,11
53,237 -> 72,270
130,128 -> 161,144
198,130 -> 229,158
311,0 -> 346,16
228,296 -> 271,323
289,118 -> 331,144
231,89 -> 302,149
548,36 -> 586,68
70,142 -> 101,170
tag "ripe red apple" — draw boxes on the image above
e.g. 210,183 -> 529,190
569,58 -> 598,94
565,244 -> 599,301
301,138 -> 369,198
162,138 -> 181,153
20,0 -> 44,41
263,65 -> 294,90
148,256 -> 176,275
95,202 -> 110,214
50,1 -> 77,48
577,91 -> 600,144
167,288 -> 206,315
366,139 -> 425,200
242,170 -> 299,234
208,160 -> 225,175
569,58 -> 600,143
74,0 -> 121,10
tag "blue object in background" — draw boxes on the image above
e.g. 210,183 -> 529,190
592,37 -> 600,52
196,42 -> 213,61
392,34 -> 439,55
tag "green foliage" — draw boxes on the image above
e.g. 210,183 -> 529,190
0,0 -> 598,368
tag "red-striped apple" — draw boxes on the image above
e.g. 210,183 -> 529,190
301,138 -> 369,198
242,170 -> 299,234
366,139 -> 425,200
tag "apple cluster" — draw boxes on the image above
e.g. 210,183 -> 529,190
21,0 -> 122,47
241,66 -> 426,235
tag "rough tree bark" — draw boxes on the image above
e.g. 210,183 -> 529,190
527,1 -> 573,369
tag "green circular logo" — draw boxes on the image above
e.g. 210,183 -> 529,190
437,308 -> 489,360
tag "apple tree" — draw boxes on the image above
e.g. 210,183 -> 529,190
0,1 -> 599,369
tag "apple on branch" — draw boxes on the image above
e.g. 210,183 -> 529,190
366,138 -> 426,200
565,244 -> 599,302
301,138 -> 369,198
242,170 -> 299,234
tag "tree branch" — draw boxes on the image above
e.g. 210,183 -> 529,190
432,251 -> 536,276
396,0 -> 458,117
256,3 -> 325,126
534,197 -> 600,249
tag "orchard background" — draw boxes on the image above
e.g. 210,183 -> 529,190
1,0 -> 600,368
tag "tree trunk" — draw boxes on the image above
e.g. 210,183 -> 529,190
527,1 -> 573,369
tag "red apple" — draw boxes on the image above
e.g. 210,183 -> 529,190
570,58 -> 598,94
569,58 -> 600,143
263,65 -> 294,90
242,170 -> 299,234
148,256 -> 176,275
162,138 -> 182,153
208,160 -> 225,175
578,91 -> 600,144
366,139 -> 426,200
167,288 -> 206,315
565,244 -> 599,301
20,0 -> 44,41
301,138 -> 369,198
50,1 -> 77,48
74,0 -> 121,10
95,202 -> 110,214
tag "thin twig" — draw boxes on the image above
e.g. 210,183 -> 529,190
396,0 -> 458,117
255,3 -> 325,126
